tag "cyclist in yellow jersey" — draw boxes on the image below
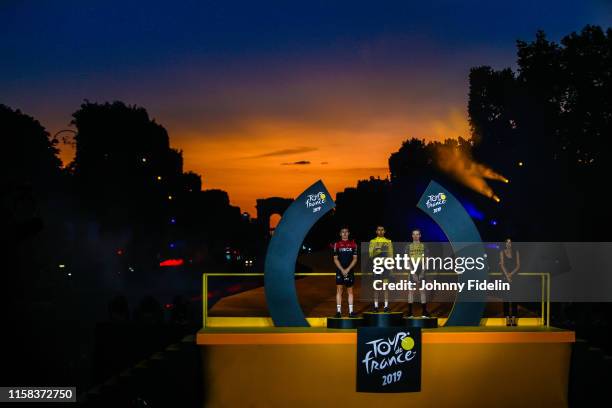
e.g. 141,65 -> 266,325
406,228 -> 429,317
368,225 -> 393,312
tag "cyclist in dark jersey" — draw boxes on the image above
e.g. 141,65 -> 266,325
333,227 -> 358,318
500,238 -> 520,326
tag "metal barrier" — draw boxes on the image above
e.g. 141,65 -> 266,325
202,272 -> 550,328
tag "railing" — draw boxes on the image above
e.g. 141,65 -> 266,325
202,272 -> 550,328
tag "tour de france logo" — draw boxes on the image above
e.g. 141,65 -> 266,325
361,331 -> 416,377
425,192 -> 447,214
305,192 -> 327,213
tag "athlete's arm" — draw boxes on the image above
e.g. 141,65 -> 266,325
511,251 -> 520,275
368,241 -> 375,258
346,255 -> 357,273
419,244 -> 427,279
333,255 -> 346,275
500,251 -> 511,281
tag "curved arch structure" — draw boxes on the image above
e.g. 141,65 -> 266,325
264,180 -> 335,326
263,179 -> 486,327
417,180 -> 488,326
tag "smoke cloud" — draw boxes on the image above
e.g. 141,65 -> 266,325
434,144 -> 507,202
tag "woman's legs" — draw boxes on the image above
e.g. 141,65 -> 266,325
511,302 -> 518,326
503,301 -> 511,326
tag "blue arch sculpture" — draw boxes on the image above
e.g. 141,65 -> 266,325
264,180 -> 335,326
264,179 -> 487,327
417,180 -> 488,326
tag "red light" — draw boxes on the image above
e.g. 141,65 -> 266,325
116,249 -> 124,256
159,258 -> 184,267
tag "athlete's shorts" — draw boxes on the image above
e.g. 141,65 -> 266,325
336,270 -> 355,287
373,270 -> 391,281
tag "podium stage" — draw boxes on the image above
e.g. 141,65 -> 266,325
197,324 -> 574,408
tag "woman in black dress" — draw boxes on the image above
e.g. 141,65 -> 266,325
500,238 -> 520,326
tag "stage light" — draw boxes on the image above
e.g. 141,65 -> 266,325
493,196 -> 501,203
518,161 -> 524,167
170,218 -> 176,224
117,249 -> 124,256
58,264 -> 65,268
168,195 -> 173,200
142,157 -> 147,163
157,176 -> 162,180
67,272 -> 72,277
490,220 -> 498,226
503,178 -> 509,183
160,259 -> 184,267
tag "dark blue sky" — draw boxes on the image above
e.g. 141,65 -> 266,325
2,1 -> 610,211
3,1 -> 609,78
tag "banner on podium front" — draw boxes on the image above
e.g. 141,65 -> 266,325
356,327 -> 421,393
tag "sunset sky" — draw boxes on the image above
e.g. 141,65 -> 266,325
2,1 -> 610,214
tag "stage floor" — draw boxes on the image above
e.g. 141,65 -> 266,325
207,274 -> 542,319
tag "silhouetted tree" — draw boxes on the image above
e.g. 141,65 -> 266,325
1,104 -> 63,241
0,104 -> 62,188
70,101 -> 184,229
68,101 -> 250,270
468,25 -> 612,240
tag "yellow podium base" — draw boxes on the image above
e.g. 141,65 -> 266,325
197,326 -> 574,408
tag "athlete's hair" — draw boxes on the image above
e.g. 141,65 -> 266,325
412,228 -> 421,234
339,226 -> 350,232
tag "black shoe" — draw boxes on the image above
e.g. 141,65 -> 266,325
505,317 -> 511,326
422,304 -> 429,317
383,306 -> 390,313
511,316 -> 517,326
373,306 -> 379,312
349,312 -> 357,318
334,312 -> 341,318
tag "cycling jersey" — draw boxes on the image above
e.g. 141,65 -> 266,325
368,236 -> 393,258
333,239 -> 357,287
333,239 -> 358,268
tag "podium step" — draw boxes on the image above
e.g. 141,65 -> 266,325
362,311 -> 405,327
404,316 -> 439,328
326,317 -> 364,329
